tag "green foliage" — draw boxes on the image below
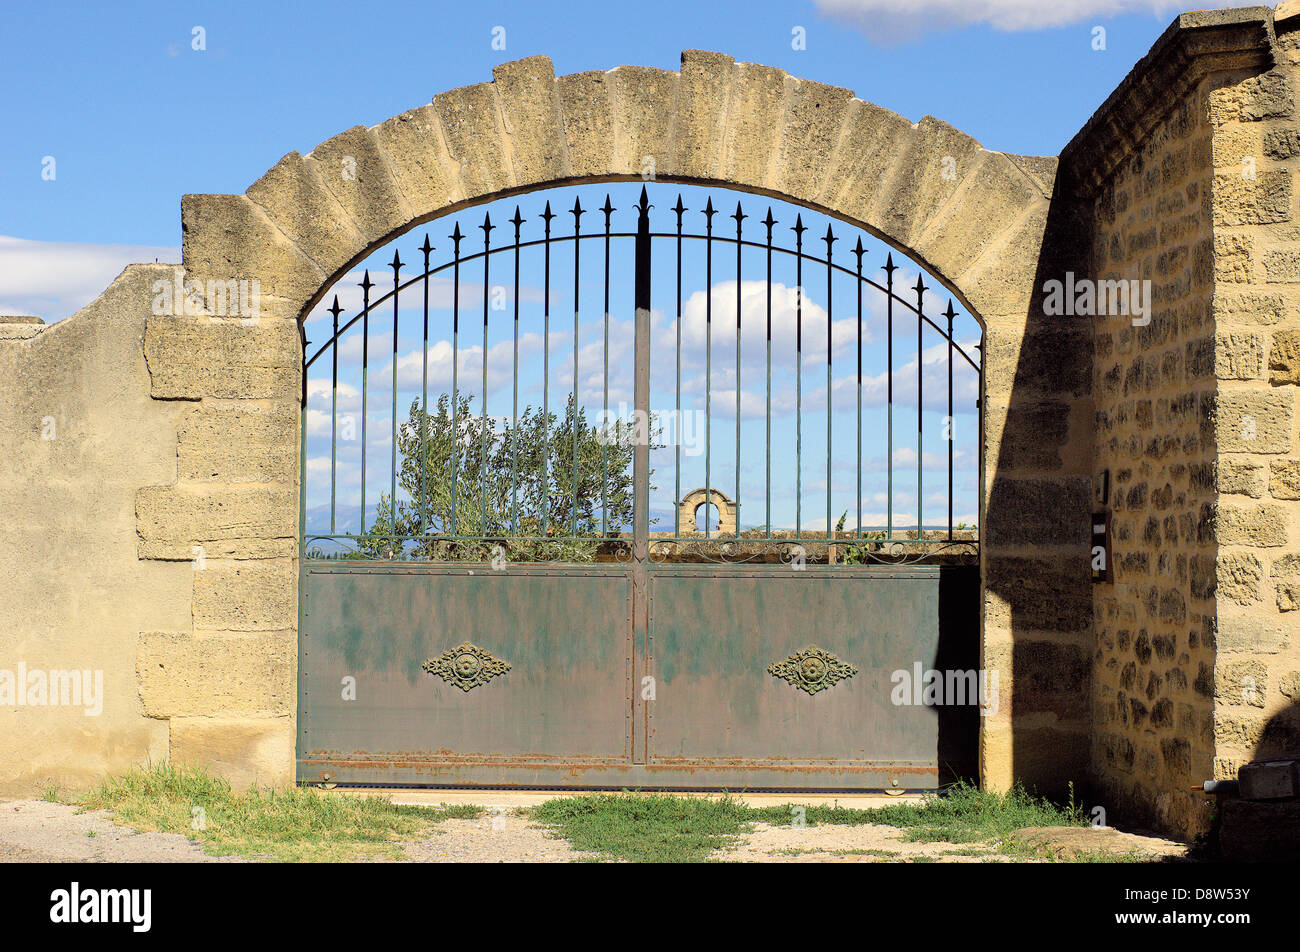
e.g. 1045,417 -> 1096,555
355,393 -> 654,562
79,762 -> 480,862
530,781 -> 1093,862
530,792 -> 755,863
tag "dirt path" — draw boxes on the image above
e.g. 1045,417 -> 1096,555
0,801 -> 242,863
0,798 -> 1188,863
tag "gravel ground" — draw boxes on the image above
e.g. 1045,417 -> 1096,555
397,814 -> 599,862
0,798 -> 1187,863
0,801 -> 243,863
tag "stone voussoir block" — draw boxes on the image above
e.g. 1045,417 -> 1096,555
873,115 -> 985,251
670,50 -> 738,181
245,151 -> 367,280
307,124 -> 416,248
557,70 -> 616,178
819,98 -> 916,215
719,61 -> 790,189
181,194 -> 326,312
373,104 -> 465,219
914,152 -> 1045,284
493,55 -> 571,188
431,80 -> 514,200
769,76 -> 855,204
608,65 -> 680,179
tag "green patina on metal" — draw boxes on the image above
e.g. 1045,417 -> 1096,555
422,642 -> 512,692
766,645 -> 859,695
296,184 -> 982,790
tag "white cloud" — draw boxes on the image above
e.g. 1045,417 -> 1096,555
811,0 -> 1253,35
0,235 -> 178,323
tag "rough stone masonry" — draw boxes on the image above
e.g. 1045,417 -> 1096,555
0,5 -> 1297,844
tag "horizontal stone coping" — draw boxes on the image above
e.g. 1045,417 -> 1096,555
1060,6 -> 1276,197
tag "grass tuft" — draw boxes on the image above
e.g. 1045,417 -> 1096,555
530,792 -> 755,863
78,762 -> 481,862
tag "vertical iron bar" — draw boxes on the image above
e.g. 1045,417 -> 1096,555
674,196 -> 685,537
329,296 -> 341,535
541,203 -> 554,538
510,209 -> 523,534
854,240 -> 864,538
360,271 -> 372,535
420,235 -> 432,538
946,300 -> 956,541
883,254 -> 896,540
916,275 -> 926,542
764,209 -> 774,538
602,196 -> 614,537
633,186 -> 652,767
793,215 -> 805,539
450,224 -> 463,536
733,203 -> 745,536
824,225 -> 835,546
634,188 -> 652,555
390,251 -> 402,545
480,213 -> 494,538
703,198 -> 716,539
571,198 -> 584,538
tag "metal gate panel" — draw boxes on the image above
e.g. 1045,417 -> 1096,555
296,184 -> 984,791
647,565 -> 944,788
298,564 -> 633,784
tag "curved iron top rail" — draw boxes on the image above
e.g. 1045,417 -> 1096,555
300,185 -> 982,559
304,203 -> 981,373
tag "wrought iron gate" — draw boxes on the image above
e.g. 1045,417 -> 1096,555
297,185 -> 982,790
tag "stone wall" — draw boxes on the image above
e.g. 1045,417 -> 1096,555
0,272 -> 189,794
3,10 -> 1295,843
1061,6 -> 1300,838
1208,12 -> 1300,794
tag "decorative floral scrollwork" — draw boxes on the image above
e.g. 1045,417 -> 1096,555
422,642 -> 512,692
767,645 -> 858,695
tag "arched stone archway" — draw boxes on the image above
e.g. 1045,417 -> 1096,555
178,51 -> 1053,327
678,488 -> 740,536
137,51 -> 1075,793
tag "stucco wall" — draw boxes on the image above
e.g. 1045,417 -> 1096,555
0,267 -> 189,794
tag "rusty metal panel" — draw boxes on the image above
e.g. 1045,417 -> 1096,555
298,563 -> 634,783
646,565 -> 950,788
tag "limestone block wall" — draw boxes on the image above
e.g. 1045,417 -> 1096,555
1208,14 -> 1300,787
1061,6 -> 1300,839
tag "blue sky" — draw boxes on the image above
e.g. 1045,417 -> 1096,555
0,0 -> 1255,536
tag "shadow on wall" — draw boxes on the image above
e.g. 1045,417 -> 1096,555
980,176 -> 1094,803
1252,698 -> 1300,761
